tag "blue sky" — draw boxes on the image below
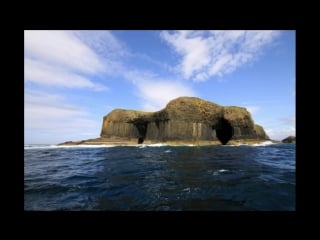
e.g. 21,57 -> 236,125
24,30 -> 295,144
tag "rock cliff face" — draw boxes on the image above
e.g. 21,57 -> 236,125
281,136 -> 296,143
100,97 -> 268,145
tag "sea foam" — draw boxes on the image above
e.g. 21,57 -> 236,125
24,144 -> 117,149
251,141 -> 275,146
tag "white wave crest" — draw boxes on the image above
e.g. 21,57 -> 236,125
209,169 -> 230,176
148,143 -> 167,147
24,144 -> 117,149
251,141 -> 275,146
137,144 -> 147,148
136,143 -> 168,148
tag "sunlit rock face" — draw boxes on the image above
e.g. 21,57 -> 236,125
100,97 -> 269,145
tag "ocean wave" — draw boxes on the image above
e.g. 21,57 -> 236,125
251,141 -> 275,146
137,145 -> 147,148
222,144 -> 248,147
222,141 -> 275,147
25,143 -> 295,211
147,143 -> 168,147
210,169 -> 230,176
25,141 -> 276,149
24,144 -> 117,149
136,143 -> 168,148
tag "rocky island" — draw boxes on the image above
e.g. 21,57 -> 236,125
281,136 -> 296,143
59,97 -> 269,146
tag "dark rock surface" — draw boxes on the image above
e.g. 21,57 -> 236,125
281,136 -> 296,143
100,97 -> 269,145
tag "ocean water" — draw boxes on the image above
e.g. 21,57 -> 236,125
24,142 -> 295,211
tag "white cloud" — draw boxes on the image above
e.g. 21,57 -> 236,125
25,58 -> 107,90
25,90 -> 86,122
74,30 -> 128,59
244,105 -> 260,115
24,30 -> 108,90
161,30 -> 211,79
122,69 -> 196,111
136,80 -> 196,111
25,30 -> 104,74
25,90 -> 86,125
259,115 -> 295,141
161,30 -> 280,81
265,127 -> 295,141
24,31 -> 146,144
279,116 -> 295,125
122,69 -> 159,85
25,90 -> 101,143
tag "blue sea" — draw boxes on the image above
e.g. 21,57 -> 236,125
24,142 -> 295,211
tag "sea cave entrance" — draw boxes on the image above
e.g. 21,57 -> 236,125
214,118 -> 234,145
135,122 -> 148,144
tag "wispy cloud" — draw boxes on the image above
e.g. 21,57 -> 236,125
161,30 -> 280,82
260,115 -> 295,140
25,90 -> 86,122
25,90 -> 101,143
24,31 -> 124,143
74,30 -> 128,60
279,116 -> 295,125
24,30 -> 108,90
25,59 -> 107,90
123,70 -> 196,111
244,105 -> 260,115
265,127 -> 295,141
25,30 -> 105,73
132,52 -> 176,73
136,80 -> 196,111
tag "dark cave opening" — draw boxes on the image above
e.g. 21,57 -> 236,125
215,118 -> 234,145
135,122 -> 148,144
